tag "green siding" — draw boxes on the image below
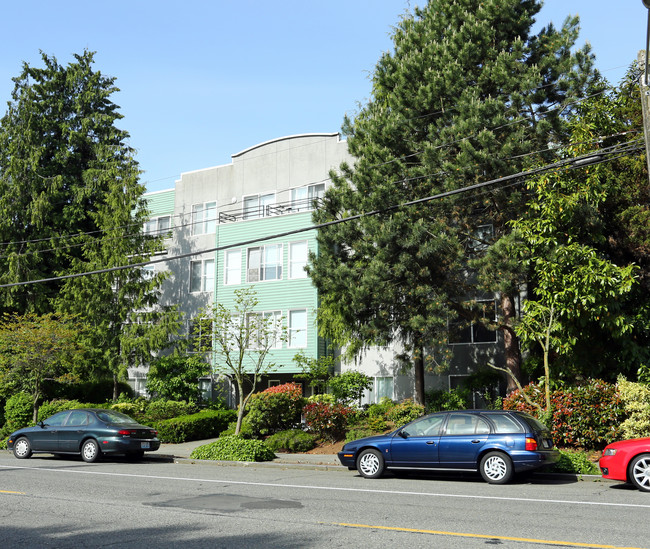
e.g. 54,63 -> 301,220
144,189 -> 175,217
213,212 -> 321,374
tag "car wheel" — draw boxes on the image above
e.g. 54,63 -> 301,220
357,448 -> 385,479
81,439 -> 100,463
628,453 -> 650,492
480,451 -> 513,484
13,437 -> 32,459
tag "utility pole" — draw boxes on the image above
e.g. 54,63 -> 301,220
638,50 -> 650,176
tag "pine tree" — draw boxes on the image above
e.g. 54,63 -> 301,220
0,51 -> 180,396
310,0 -> 601,402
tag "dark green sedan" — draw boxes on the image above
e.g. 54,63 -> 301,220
7,408 -> 160,462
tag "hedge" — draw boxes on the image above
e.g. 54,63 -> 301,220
190,435 -> 276,462
153,409 -> 236,443
503,379 -> 625,450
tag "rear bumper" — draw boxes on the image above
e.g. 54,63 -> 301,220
511,449 -> 560,472
98,437 -> 161,454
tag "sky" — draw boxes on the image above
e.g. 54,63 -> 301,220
0,1 -> 647,193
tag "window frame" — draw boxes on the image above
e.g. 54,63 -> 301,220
288,308 -> 308,348
191,202 -> 217,236
224,249 -> 242,286
247,244 -> 283,283
189,258 -> 215,293
288,240 -> 308,279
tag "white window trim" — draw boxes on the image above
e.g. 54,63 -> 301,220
224,248 -> 242,286
288,308 -> 308,349
288,240 -> 308,279
190,258 -> 215,293
191,202 -> 217,236
247,244 -> 283,283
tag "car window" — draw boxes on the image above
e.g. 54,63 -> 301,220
95,410 -> 137,424
403,415 -> 445,437
43,411 -> 70,426
65,410 -> 89,427
487,413 -> 524,434
517,413 -> 549,432
445,413 -> 490,435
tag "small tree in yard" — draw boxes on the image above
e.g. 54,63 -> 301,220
0,313 -> 85,423
146,354 -> 210,403
196,288 -> 287,435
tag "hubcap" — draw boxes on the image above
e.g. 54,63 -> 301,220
484,456 -> 507,480
359,453 -> 380,476
632,458 -> 650,489
83,442 -> 97,460
15,440 -> 29,457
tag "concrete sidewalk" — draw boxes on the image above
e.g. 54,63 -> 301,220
155,438 -> 344,469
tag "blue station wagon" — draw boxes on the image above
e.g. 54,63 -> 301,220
338,410 -> 559,483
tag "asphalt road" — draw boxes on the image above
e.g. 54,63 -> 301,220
0,453 -> 648,549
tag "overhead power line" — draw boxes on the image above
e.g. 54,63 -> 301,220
0,140 -> 642,290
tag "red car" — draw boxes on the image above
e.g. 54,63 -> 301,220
600,438 -> 650,491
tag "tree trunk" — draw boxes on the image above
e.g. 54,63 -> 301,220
501,293 -> 523,394
413,350 -> 425,405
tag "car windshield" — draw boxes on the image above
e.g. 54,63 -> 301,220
95,410 -> 138,424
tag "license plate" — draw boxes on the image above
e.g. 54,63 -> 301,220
141,442 -> 150,449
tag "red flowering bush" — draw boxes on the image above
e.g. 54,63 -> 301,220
303,402 -> 353,441
245,383 -> 305,437
503,379 -> 626,450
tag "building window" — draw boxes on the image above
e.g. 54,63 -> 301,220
192,202 -> 217,235
288,309 -> 307,348
291,183 -> 325,212
247,311 -> 282,349
289,241 -> 308,279
247,244 -> 283,282
190,259 -> 215,293
469,224 -> 494,253
448,300 -> 497,344
243,193 -> 275,220
144,216 -> 171,236
375,377 -> 394,402
142,265 -> 155,280
224,249 -> 241,285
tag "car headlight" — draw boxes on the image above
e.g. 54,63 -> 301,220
603,448 -> 617,456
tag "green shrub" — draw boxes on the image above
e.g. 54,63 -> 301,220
329,371 -> 373,405
265,429 -> 316,452
145,400 -> 197,422
503,379 -> 625,450
190,435 -> 276,462
345,428 -> 377,442
4,393 -> 33,432
551,450 -> 600,475
303,402 -> 353,441
367,397 -> 395,419
154,409 -> 236,443
618,377 -> 650,439
221,419 -> 255,439
306,393 -> 336,405
425,388 -> 470,412
245,383 -> 305,437
386,399 -> 425,427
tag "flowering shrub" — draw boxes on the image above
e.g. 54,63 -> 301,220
303,402 -> 353,441
245,383 -> 305,437
503,379 -> 625,450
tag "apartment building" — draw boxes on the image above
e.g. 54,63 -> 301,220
135,133 -> 506,405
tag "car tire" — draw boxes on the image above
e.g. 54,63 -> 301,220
357,448 -> 385,479
628,453 -> 650,492
13,437 -> 32,459
81,439 -> 100,463
480,451 -> 513,484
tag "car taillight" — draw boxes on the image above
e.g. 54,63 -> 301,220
118,429 -> 137,436
525,437 -> 538,451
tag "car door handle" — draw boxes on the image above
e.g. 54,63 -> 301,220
426,441 -> 436,445
471,440 -> 481,444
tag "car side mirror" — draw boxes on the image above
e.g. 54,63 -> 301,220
38,421 -> 46,428
398,430 -> 409,439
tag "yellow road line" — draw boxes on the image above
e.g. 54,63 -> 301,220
0,490 -> 26,495
332,522 -> 645,549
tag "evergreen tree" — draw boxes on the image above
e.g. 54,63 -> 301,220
309,0 -> 600,402
0,51 -> 181,396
